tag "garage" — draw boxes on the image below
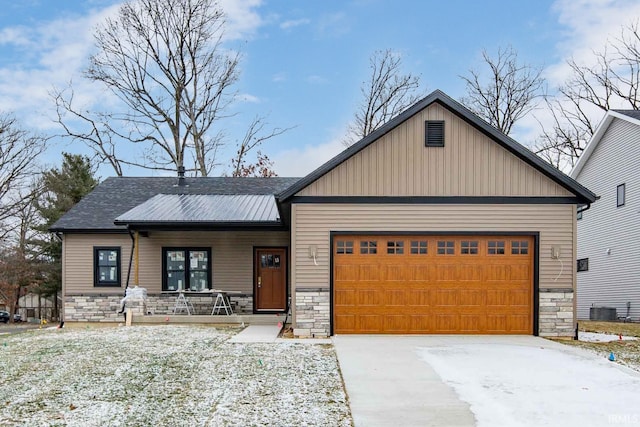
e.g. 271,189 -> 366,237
333,235 -> 535,334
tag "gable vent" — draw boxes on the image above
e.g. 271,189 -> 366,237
425,120 -> 445,147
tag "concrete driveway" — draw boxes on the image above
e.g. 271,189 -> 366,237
333,335 -> 640,427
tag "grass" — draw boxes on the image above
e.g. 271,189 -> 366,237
0,325 -> 353,427
556,320 -> 640,372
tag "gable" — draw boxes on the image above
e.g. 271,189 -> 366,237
296,103 -> 573,197
575,117 -> 640,185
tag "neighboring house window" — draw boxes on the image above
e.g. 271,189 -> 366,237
425,120 -> 445,147
577,258 -> 589,272
577,210 -> 583,220
94,247 -> 121,287
163,248 -> 211,292
617,183 -> 625,207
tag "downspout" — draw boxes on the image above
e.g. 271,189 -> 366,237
118,228 -> 136,318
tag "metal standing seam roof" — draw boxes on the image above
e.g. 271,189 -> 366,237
114,194 -> 280,225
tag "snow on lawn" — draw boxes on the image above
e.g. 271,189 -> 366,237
579,331 -> 638,342
0,325 -> 352,426
419,342 -> 640,427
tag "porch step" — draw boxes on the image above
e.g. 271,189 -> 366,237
131,313 -> 285,325
228,324 -> 282,343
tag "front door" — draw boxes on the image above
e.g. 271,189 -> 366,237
254,248 -> 287,312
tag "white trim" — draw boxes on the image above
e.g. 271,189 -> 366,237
570,111 -> 640,179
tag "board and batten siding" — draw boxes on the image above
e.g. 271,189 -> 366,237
64,231 -> 289,295
297,103 -> 572,197
291,204 -> 575,293
575,117 -> 640,320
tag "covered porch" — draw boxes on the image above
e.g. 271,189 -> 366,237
114,193 -> 291,319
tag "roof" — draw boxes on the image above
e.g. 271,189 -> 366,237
50,177 -> 300,232
114,194 -> 280,227
570,110 -> 640,179
278,89 -> 596,203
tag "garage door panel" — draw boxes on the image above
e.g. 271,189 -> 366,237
333,235 -> 534,334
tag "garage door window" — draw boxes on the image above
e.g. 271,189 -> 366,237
387,241 -> 404,254
360,240 -> 377,254
410,240 -> 428,254
511,241 -> 529,255
437,240 -> 455,255
461,240 -> 479,255
336,240 -> 354,254
488,241 -> 505,255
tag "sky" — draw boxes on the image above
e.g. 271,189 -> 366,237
0,0 -> 639,178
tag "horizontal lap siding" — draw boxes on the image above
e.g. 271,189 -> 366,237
297,103 -> 572,197
576,118 -> 640,320
64,231 -> 289,295
64,234 -> 131,295
292,204 -> 574,292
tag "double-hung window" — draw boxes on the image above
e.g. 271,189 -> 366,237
94,247 -> 121,287
163,248 -> 211,291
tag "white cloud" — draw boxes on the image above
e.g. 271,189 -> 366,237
306,75 -> 328,84
272,72 -> 287,82
272,137 -> 345,177
238,93 -> 261,103
547,0 -> 640,85
316,12 -> 350,38
280,18 -> 310,30
218,0 -> 265,40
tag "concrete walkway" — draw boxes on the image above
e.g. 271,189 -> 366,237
333,335 -> 476,427
228,324 -> 282,343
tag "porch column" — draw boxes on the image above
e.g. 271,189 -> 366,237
134,231 -> 139,285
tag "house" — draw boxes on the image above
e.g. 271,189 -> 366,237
570,110 -> 640,321
51,90 -> 595,337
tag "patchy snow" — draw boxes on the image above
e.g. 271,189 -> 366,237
579,331 -> 638,342
419,342 -> 640,427
0,325 -> 352,426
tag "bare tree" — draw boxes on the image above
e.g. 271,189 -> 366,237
84,0 -> 240,176
536,21 -> 640,169
0,115 -> 45,240
230,116 -> 291,177
344,49 -> 422,145
461,46 -> 544,135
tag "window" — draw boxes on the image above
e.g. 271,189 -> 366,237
163,248 -> 211,292
437,240 -> 454,255
94,247 -> 121,287
461,240 -> 478,254
387,241 -> 404,254
410,240 -> 428,254
488,241 -> 505,255
577,258 -> 589,272
425,120 -> 445,147
511,241 -> 529,255
336,240 -> 354,254
360,240 -> 377,254
577,209 -> 583,220
617,183 -> 625,207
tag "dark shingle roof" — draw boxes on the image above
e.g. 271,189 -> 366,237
613,110 -> 640,121
50,177 -> 300,232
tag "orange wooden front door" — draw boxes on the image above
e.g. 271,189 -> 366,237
333,235 -> 534,334
255,248 -> 287,311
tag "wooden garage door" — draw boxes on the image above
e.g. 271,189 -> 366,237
333,235 -> 534,334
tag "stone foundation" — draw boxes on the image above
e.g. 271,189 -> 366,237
64,293 -> 254,322
293,288 -> 330,338
538,288 -> 574,337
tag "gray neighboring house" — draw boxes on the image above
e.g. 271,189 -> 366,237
51,90 -> 596,337
571,110 -> 640,320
